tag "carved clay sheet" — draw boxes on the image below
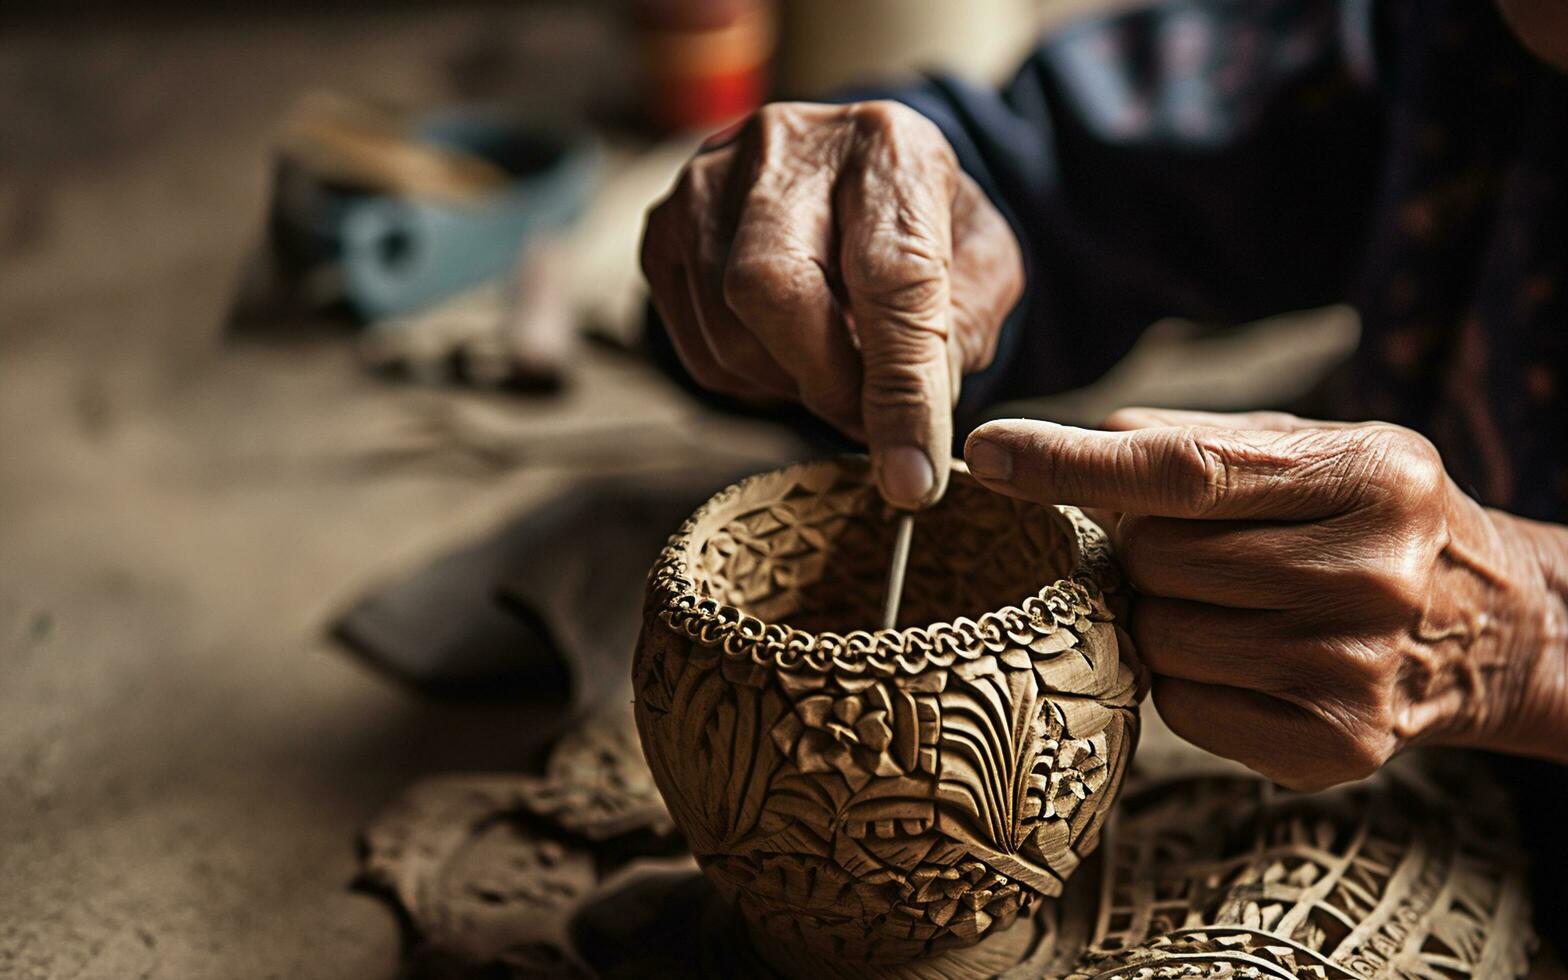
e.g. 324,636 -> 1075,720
1052,763 -> 1535,980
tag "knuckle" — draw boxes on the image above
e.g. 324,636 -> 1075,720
721,251 -> 806,319
1380,534 -> 1436,608
1344,534 -> 1434,618
852,99 -> 919,140
1366,652 -> 1403,697
861,364 -> 932,412
1304,697 -> 1396,783
752,100 -> 808,145
754,100 -> 812,128
1164,430 -> 1235,514
1270,737 -> 1380,793
860,320 -> 947,373
750,102 -> 847,178
747,105 -> 791,162
749,102 -> 784,132
642,163 -> 714,265
1335,637 -> 1401,693
847,246 -> 947,313
1314,559 -> 1419,626
851,100 -> 955,168
720,253 -> 772,315
1267,430 -> 1366,512
1366,426 -> 1447,502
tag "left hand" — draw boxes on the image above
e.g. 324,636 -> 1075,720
964,408 -> 1555,791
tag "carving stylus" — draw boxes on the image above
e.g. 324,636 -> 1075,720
880,511 -> 915,630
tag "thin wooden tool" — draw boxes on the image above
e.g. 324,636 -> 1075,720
880,511 -> 915,630
279,91 -> 510,204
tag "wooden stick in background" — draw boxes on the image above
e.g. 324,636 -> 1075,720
278,91 -> 510,204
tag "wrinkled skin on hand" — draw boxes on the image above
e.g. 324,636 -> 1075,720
640,101 -> 1024,509
965,408 -> 1568,791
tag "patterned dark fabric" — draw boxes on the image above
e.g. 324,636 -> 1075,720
886,0 -> 1567,523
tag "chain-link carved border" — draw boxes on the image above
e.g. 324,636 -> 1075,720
647,460 -> 1120,675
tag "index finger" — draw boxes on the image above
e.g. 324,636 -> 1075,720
963,418 -> 1361,520
836,105 -> 962,510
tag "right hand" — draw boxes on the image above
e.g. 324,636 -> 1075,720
640,101 -> 1024,509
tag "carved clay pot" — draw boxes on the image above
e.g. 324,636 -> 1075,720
633,457 -> 1145,966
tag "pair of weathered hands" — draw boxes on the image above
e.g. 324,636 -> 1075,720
642,101 -> 1568,790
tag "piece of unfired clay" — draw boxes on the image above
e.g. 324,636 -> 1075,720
359,710 -> 684,977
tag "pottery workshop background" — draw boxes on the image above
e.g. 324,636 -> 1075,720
2,0 -> 1543,978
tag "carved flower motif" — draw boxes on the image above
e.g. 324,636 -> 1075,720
769,679 -> 927,791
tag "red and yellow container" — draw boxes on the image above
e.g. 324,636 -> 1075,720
634,0 -> 775,133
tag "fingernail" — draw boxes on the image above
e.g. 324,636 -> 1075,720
965,437 -> 1012,482
879,447 -> 935,507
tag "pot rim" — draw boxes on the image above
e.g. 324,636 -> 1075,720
647,455 -> 1119,675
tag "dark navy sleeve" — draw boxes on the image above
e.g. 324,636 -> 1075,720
867,0 -> 1390,415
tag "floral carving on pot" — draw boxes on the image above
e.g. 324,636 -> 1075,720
770,678 -> 935,790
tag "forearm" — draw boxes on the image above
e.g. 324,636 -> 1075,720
1482,510 -> 1568,761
